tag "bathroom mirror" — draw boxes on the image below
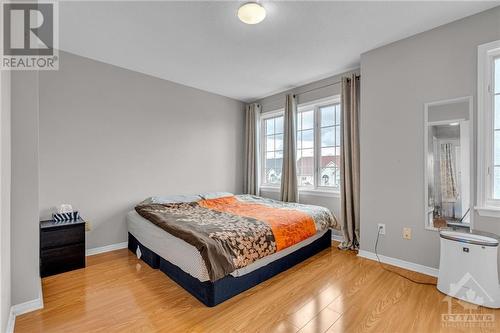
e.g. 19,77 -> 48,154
424,97 -> 473,230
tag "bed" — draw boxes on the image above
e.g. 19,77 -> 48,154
127,193 -> 337,306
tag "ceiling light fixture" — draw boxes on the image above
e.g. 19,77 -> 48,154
450,122 -> 460,126
238,2 -> 266,25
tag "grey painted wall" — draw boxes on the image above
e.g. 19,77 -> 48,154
256,70 -> 358,227
0,71 -> 11,332
360,7 -> 500,268
428,100 -> 470,122
39,52 -> 245,250
257,70 -> 357,114
11,71 -> 41,305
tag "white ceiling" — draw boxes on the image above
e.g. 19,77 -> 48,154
59,1 -> 499,102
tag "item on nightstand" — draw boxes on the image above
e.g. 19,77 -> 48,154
58,204 -> 73,214
53,211 -> 80,222
437,229 -> 500,308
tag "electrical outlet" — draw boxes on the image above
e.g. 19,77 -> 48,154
85,221 -> 92,232
403,227 -> 412,240
377,223 -> 386,235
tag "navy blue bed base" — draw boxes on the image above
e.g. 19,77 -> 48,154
128,230 -> 332,307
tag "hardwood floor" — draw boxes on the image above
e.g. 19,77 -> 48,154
15,244 -> 499,333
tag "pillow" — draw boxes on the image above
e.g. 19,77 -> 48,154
199,192 -> 234,200
140,194 -> 202,205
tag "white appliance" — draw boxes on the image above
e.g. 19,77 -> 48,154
438,229 -> 500,308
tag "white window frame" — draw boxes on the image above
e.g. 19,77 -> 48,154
297,96 -> 341,196
477,40 -> 500,217
260,109 -> 284,188
259,96 -> 341,198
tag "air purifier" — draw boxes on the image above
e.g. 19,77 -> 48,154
437,229 -> 500,308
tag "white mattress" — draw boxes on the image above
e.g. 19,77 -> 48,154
126,210 -> 328,282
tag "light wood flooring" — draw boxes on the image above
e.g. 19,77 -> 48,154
14,244 -> 500,332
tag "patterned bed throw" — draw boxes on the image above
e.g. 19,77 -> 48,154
135,194 -> 338,281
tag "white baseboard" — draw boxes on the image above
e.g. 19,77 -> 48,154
6,280 -> 44,333
86,241 -> 128,256
10,295 -> 43,316
6,308 -> 15,333
357,250 -> 439,277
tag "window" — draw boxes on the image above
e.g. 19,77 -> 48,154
477,40 -> 500,216
260,96 -> 341,194
296,109 -> 315,187
319,104 -> 341,188
297,98 -> 341,192
261,114 -> 284,185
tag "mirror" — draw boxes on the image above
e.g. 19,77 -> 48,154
424,97 -> 473,230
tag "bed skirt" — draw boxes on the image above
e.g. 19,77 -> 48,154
128,229 -> 332,307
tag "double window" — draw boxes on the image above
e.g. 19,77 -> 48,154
477,40 -> 500,216
260,97 -> 341,193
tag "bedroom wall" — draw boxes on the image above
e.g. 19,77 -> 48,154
360,6 -> 500,268
38,51 -> 245,250
256,69 -> 358,231
11,71 -> 41,305
257,71 -> 355,114
0,71 -> 11,333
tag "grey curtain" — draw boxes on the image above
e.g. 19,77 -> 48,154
339,74 -> 360,250
244,103 -> 260,195
280,94 -> 298,202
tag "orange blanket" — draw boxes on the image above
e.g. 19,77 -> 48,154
199,196 -> 317,251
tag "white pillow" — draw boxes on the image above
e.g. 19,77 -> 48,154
199,192 -> 234,200
141,194 -> 202,205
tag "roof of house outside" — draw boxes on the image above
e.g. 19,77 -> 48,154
297,156 -> 340,175
265,156 -> 340,175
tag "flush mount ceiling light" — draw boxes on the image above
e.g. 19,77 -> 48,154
238,2 -> 266,25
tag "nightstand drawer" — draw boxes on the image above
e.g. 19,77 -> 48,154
41,224 -> 85,249
40,219 -> 86,277
40,243 -> 85,277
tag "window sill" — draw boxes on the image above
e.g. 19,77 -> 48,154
475,206 -> 500,218
299,189 -> 340,198
259,186 -> 340,198
259,186 -> 280,193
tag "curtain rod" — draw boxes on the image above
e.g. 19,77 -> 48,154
293,74 -> 360,98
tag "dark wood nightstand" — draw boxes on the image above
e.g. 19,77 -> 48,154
40,218 -> 86,277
